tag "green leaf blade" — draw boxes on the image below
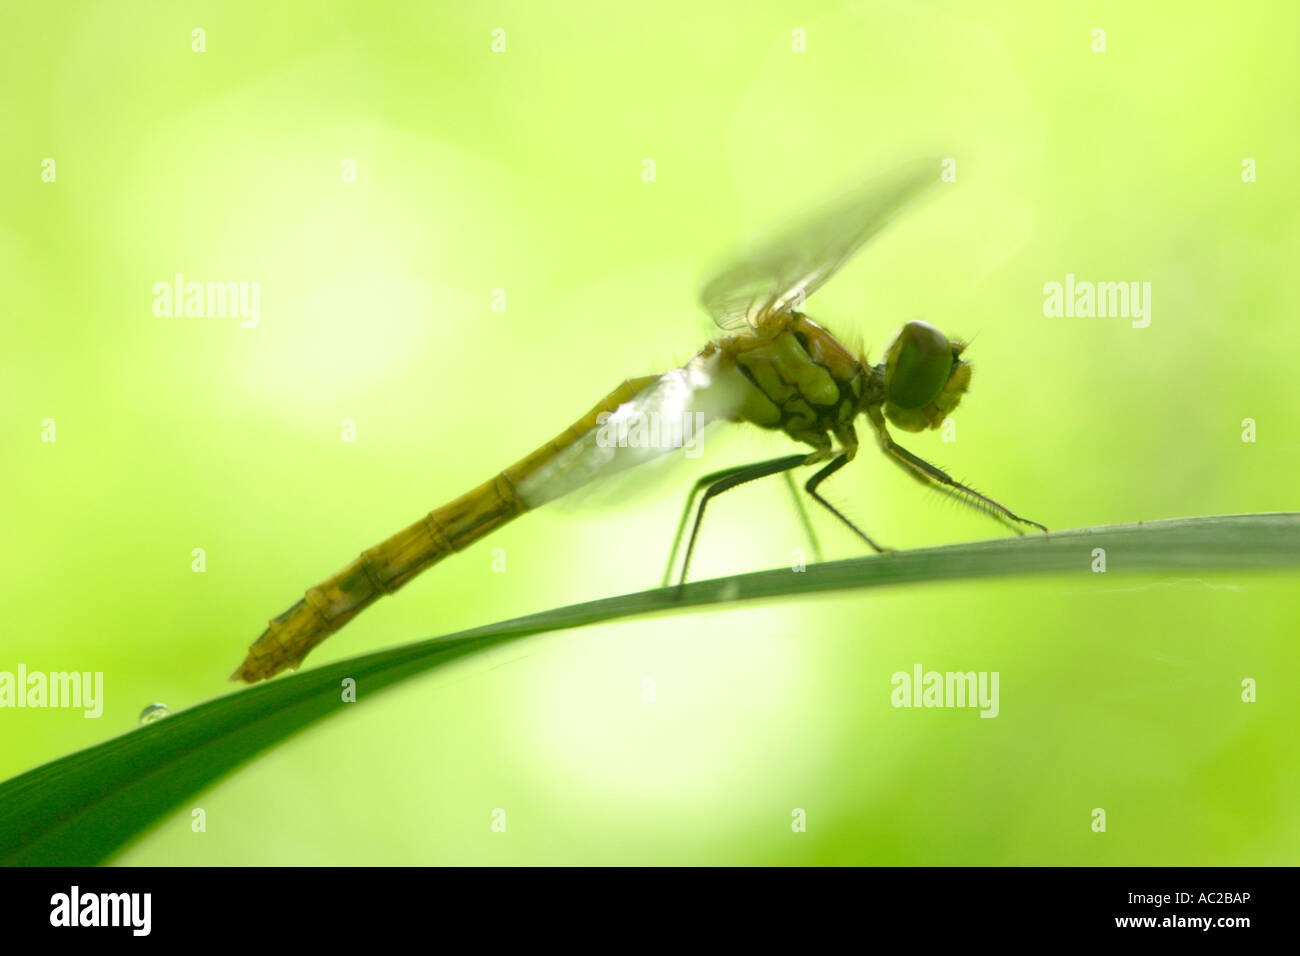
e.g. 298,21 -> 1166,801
2,513 -> 1297,864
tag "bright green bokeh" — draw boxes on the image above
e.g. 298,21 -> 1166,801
2,1 -> 1297,864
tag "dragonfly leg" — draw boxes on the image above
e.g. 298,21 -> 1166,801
669,454 -> 808,588
664,462 -> 763,587
881,440 -> 1048,534
804,454 -> 893,553
783,470 -> 824,563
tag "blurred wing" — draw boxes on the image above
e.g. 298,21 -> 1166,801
550,419 -> 746,513
515,349 -> 747,509
700,160 -> 940,330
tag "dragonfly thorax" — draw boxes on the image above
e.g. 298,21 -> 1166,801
721,313 -> 869,453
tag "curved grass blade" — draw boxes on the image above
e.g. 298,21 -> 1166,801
1,513 -> 1297,864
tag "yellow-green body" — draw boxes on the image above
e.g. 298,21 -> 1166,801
232,314 -> 878,682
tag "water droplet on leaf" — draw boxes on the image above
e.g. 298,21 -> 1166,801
138,703 -> 170,725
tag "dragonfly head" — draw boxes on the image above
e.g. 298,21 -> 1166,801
879,320 -> 970,432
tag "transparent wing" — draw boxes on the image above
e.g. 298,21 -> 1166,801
700,159 -> 940,331
550,420 -> 748,513
514,349 -> 749,509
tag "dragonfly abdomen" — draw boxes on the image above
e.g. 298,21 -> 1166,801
232,374 -> 662,682
230,473 -> 526,682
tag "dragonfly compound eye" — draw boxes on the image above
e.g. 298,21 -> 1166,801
885,320 -> 953,410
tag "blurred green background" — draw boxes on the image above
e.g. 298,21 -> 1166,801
2,0 -> 1297,865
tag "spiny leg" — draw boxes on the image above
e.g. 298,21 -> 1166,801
783,470 -> 824,564
672,454 -> 808,588
804,454 -> 892,554
662,460 -> 784,587
882,440 -> 1047,534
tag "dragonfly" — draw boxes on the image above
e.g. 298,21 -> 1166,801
231,161 -> 1047,682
